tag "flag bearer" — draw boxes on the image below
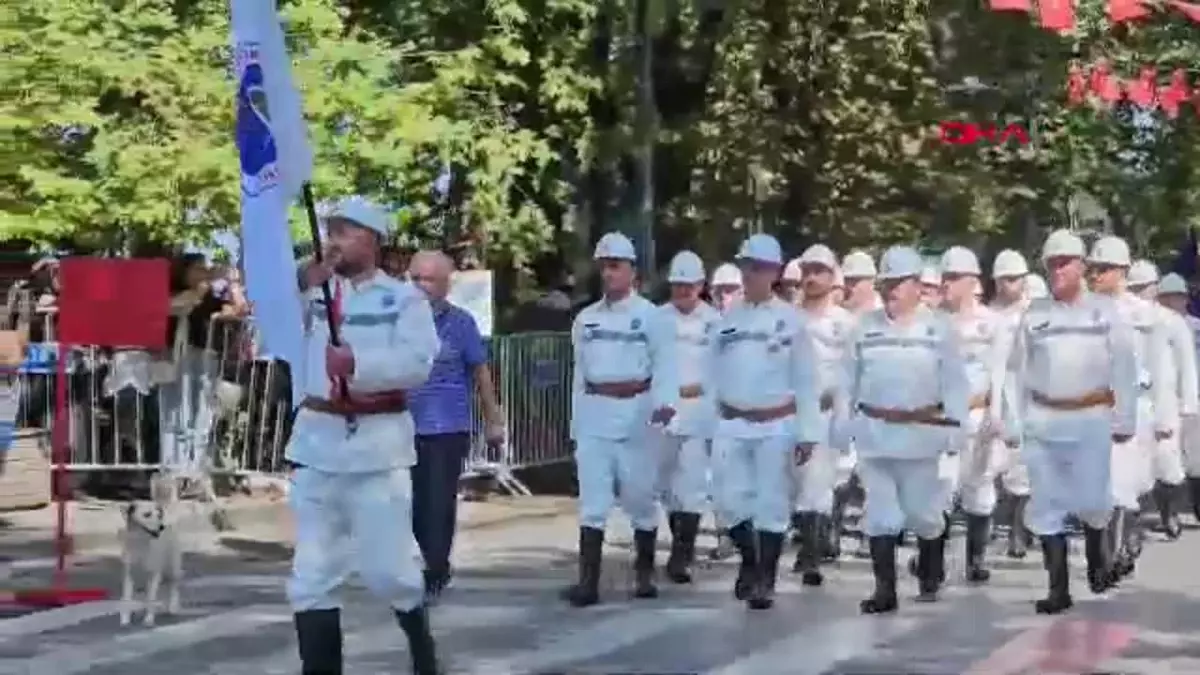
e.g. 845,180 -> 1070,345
1159,273 -> 1200,521
1128,260 -> 1198,540
790,244 -> 856,585
657,251 -> 719,584
290,197 -> 442,675
837,245 -> 969,614
710,233 -> 822,610
564,232 -> 678,607
1086,236 -> 1174,581
989,250 -> 1034,559
1005,229 -> 1138,615
939,246 -> 1006,583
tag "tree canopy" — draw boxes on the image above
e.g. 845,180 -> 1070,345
2,0 -> 1199,272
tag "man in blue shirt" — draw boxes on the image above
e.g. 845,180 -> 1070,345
407,250 -> 505,600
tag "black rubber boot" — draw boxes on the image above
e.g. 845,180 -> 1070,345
908,513 -> 950,581
789,511 -> 804,545
1188,476 -> 1200,522
1035,534 -> 1073,614
823,506 -> 844,562
561,527 -> 603,607
964,513 -> 992,584
790,512 -> 823,586
915,535 -> 945,602
632,529 -> 659,598
748,530 -> 784,610
396,606 -> 441,675
666,512 -> 700,584
860,535 -> 898,614
295,608 -> 343,675
1155,481 -> 1183,540
1006,496 -> 1030,559
728,520 -> 758,600
1084,525 -> 1114,594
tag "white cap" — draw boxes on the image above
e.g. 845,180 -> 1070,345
593,232 -> 637,261
1041,229 -> 1086,261
920,266 -> 941,285
940,246 -> 981,276
1159,272 -> 1188,295
737,233 -> 783,265
878,246 -> 924,281
992,249 -> 1029,278
842,250 -> 877,278
1086,235 -> 1131,267
666,250 -> 705,283
782,258 -> 804,281
323,196 -> 392,236
1026,273 -> 1048,299
799,244 -> 838,271
1127,259 -> 1159,287
710,262 -> 742,287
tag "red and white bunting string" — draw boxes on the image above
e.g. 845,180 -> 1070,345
1066,62 -> 1200,119
989,0 -> 1200,33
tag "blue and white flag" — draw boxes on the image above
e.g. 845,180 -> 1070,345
231,0 -> 312,403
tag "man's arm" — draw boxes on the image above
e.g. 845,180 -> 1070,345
460,312 -> 504,431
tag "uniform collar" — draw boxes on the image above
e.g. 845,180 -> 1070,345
337,268 -> 389,292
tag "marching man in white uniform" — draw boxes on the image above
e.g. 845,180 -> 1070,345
790,244 -> 856,584
1086,236 -> 1174,580
837,245 -> 969,614
989,250 -> 1035,559
709,233 -> 822,610
1158,272 -> 1200,521
1128,260 -> 1199,539
706,262 -> 744,561
291,197 -> 442,675
1005,229 -> 1138,614
657,251 -> 719,583
842,250 -> 881,314
565,232 -> 678,607
939,246 -> 1006,584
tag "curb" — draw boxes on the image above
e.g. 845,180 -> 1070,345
6,497 -> 577,560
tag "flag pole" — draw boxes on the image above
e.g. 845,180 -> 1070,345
300,183 -> 355,426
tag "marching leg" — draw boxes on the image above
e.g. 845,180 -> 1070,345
1084,525 -> 1114,594
1034,534 -> 1073,615
1188,476 -> 1200,523
747,529 -> 783,610
562,527 -> 604,607
914,533 -> 945,603
395,606 -> 440,675
1006,495 -> 1031,559
728,520 -> 758,600
295,609 -> 343,675
1154,481 -> 1183,540
790,511 -> 823,586
632,528 -> 659,598
860,536 -> 898,615
964,513 -> 992,584
666,512 -> 701,584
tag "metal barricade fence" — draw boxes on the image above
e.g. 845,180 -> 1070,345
5,300 -> 576,490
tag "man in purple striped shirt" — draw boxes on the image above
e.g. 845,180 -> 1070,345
407,251 -> 505,600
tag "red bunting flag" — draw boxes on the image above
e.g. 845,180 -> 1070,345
1125,66 -> 1158,109
1066,63 -> 1089,106
1038,0 -> 1076,32
1108,0 -> 1151,22
1089,61 -> 1123,106
990,0 -> 1033,10
57,258 -> 170,349
1168,0 -> 1200,21
1159,70 -> 1191,119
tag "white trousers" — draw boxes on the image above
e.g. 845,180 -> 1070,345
714,433 -> 794,533
1111,398 -> 1154,509
858,457 -> 945,539
936,409 -> 998,515
287,466 -> 424,613
656,433 -> 710,514
1025,434 -> 1112,535
575,434 -> 659,531
1151,432 -> 1186,486
996,441 -> 1031,497
792,445 -> 839,514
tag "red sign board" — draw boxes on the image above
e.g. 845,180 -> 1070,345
939,121 -> 1033,146
57,258 -> 170,349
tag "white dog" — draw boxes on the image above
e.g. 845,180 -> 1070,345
119,473 -> 184,626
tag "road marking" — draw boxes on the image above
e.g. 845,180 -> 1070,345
964,618 -> 1135,675
457,607 -> 712,675
702,615 -> 922,675
21,604 -> 290,675
213,604 -> 529,675
0,600 -> 124,642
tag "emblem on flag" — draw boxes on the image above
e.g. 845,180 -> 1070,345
235,43 -> 280,197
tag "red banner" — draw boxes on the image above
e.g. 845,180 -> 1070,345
57,258 -> 170,349
1089,61 -> 1123,106
1108,0 -> 1151,21
1125,66 -> 1158,108
1159,70 -> 1191,118
1038,0 -> 1076,32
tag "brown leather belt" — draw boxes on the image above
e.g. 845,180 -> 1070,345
584,379 -> 651,399
819,391 -> 834,412
1031,388 -> 1114,411
301,391 -> 408,416
679,384 -> 704,399
720,400 -> 796,423
969,392 -> 991,410
857,403 -> 960,428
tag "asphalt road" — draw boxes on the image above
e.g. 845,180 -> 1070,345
3,512 -> 1200,674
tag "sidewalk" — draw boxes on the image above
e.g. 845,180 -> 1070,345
0,493 -> 577,561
